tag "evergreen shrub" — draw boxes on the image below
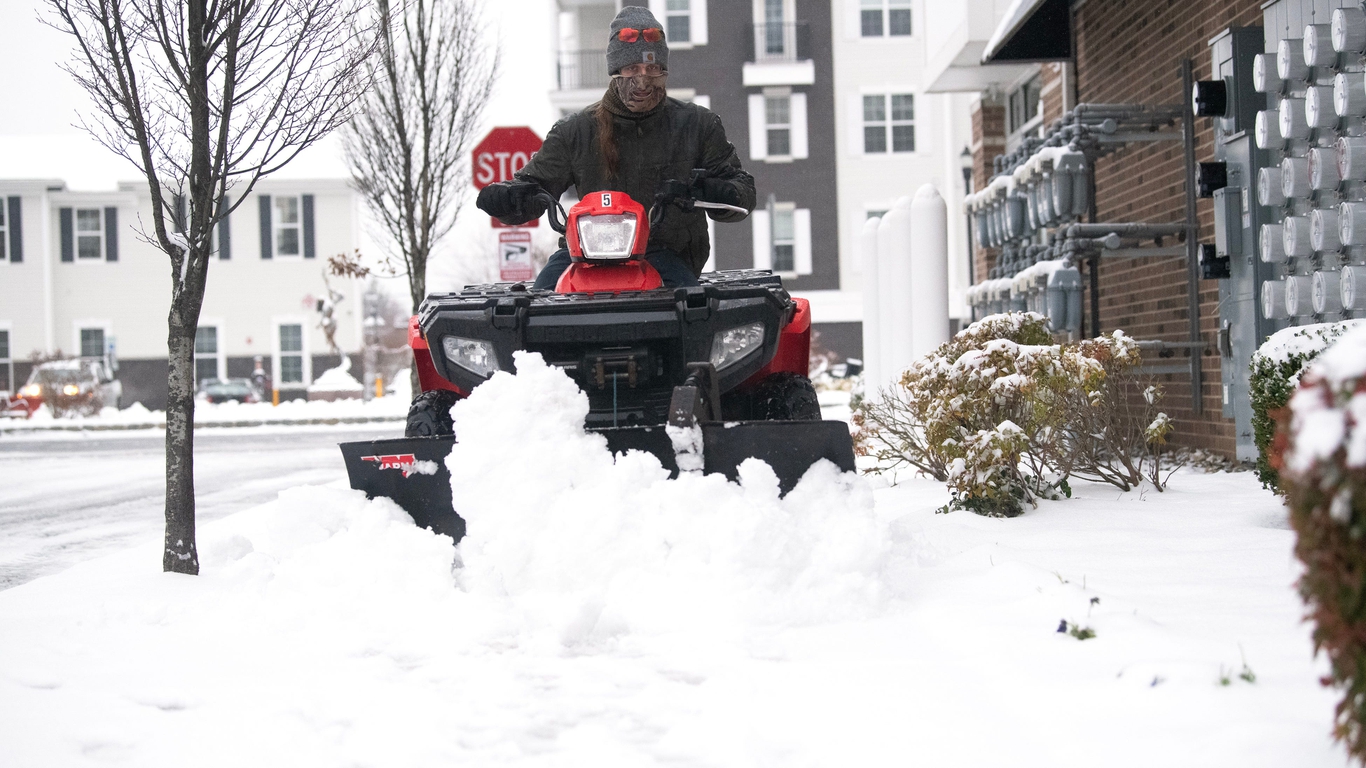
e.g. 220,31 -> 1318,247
1251,321 -> 1363,491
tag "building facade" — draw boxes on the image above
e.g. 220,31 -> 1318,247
553,0 -> 979,361
923,0 -> 1366,460
0,178 -> 362,410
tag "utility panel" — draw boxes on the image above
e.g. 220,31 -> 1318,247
1204,26 -> 1271,462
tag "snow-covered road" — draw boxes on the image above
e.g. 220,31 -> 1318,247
0,425 -> 399,590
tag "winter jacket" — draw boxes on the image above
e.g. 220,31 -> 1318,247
514,94 -> 756,276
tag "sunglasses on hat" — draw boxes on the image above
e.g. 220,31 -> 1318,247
617,27 -> 663,43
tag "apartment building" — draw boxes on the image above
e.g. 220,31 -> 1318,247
0,177 -> 362,410
923,0 -> 1366,460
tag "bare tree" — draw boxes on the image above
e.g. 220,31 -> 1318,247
342,0 -> 498,392
47,0 -> 375,574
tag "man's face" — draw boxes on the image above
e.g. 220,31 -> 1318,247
613,63 -> 667,113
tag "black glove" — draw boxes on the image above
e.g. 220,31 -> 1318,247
477,182 -> 547,224
655,178 -> 692,206
693,177 -> 744,208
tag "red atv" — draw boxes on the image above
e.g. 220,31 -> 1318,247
340,179 -> 855,541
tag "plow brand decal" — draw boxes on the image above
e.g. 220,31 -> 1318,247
361,453 -> 423,478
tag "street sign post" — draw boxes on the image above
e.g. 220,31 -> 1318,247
472,126 -> 544,228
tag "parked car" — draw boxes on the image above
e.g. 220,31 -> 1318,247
3,359 -> 123,418
197,378 -> 261,404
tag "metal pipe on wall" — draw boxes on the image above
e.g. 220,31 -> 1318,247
1180,58 -> 1204,416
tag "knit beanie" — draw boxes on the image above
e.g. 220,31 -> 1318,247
606,6 -> 669,75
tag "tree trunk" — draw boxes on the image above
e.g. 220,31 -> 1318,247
409,254 -> 426,399
163,312 -> 199,574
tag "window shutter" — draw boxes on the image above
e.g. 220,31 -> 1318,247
791,92 -> 809,159
848,0 -> 865,39
748,94 -> 767,160
60,207 -> 74,262
174,194 -> 186,232
259,195 -> 272,259
794,208 -> 812,274
751,209 -> 771,269
7,196 -> 21,263
218,195 -> 231,260
104,207 -> 118,261
302,194 -> 315,259
848,94 -> 866,155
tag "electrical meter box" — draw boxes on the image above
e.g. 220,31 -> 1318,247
1209,26 -> 1270,462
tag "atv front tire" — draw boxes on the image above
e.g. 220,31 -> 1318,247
748,373 -> 821,421
405,390 -> 461,437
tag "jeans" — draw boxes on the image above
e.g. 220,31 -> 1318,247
532,248 -> 699,290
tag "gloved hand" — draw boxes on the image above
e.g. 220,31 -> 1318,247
693,176 -> 744,208
655,178 -> 692,206
477,181 -> 547,224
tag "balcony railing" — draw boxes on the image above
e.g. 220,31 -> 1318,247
749,22 -> 810,63
558,49 -> 609,91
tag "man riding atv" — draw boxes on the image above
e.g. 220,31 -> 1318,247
476,5 -> 755,289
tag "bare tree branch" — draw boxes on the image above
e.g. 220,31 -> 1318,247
342,0 -> 498,326
46,0 -> 377,574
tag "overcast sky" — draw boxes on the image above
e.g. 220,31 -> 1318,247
0,0 -> 559,187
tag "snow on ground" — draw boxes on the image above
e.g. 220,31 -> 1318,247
0,355 -> 1349,766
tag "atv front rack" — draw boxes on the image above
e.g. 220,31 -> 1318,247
418,271 -> 796,403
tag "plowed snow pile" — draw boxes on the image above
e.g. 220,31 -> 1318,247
0,354 -> 1350,766
448,353 -> 895,644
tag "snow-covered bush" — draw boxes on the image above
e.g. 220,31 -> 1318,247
856,312 -> 1175,517
1273,324 -> 1366,761
1252,321 -> 1364,491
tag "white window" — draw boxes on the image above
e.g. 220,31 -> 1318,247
276,321 -> 307,386
80,327 -> 105,359
194,325 -> 222,385
861,0 -> 912,37
766,96 -> 791,157
862,93 -> 915,153
0,203 -> 7,262
666,0 -> 691,42
750,204 -> 812,275
649,0 -> 707,45
748,90 -> 808,161
0,327 -> 11,395
76,208 -> 104,260
274,195 -> 301,257
771,206 -> 796,271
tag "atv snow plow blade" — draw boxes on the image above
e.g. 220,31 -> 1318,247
340,421 -> 854,543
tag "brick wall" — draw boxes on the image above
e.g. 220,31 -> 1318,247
970,100 -> 1005,281
1068,0 -> 1263,456
1040,61 -> 1068,124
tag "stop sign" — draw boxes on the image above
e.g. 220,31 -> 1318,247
472,126 -> 543,190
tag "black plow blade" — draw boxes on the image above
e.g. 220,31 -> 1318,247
340,420 -> 856,544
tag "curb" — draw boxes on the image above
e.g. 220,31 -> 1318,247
0,415 -> 406,435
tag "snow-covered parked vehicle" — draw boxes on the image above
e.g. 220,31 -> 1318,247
3,359 -> 123,418
196,378 -> 261,404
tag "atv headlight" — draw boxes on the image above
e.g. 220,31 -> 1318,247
20,384 -> 41,398
576,214 -> 637,260
441,335 -> 500,378
709,322 -> 765,370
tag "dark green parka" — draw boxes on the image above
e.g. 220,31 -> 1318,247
514,94 -> 757,275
